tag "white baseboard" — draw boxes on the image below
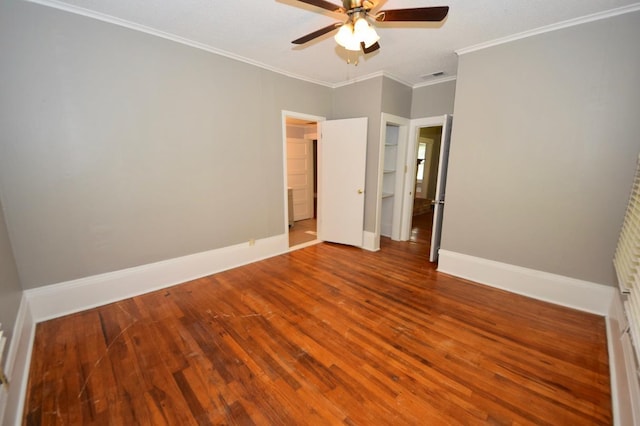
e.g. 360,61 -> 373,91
362,231 -> 379,252
437,250 -> 615,315
0,295 -> 35,426
289,239 -> 321,251
25,234 -> 289,322
606,292 -> 640,426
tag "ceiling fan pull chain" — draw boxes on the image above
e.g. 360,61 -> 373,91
346,52 -> 359,65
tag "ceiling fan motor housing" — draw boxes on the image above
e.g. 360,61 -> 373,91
343,0 -> 365,10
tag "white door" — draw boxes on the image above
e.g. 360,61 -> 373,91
319,118 -> 367,247
430,115 -> 453,262
286,138 -> 314,221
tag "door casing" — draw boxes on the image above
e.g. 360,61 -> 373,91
374,113 -> 410,250
402,115 -> 453,261
281,111 -> 325,247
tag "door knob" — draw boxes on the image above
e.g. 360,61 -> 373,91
358,189 -> 364,194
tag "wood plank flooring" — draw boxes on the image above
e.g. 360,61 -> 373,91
24,237 -> 611,425
288,218 -> 317,247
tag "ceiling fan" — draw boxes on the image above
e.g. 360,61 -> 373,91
291,0 -> 449,55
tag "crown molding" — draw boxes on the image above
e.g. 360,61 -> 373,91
331,71 -> 415,89
23,0 -> 459,91
332,71 -> 385,88
25,0 -> 335,88
381,72 -> 414,89
456,3 -> 640,56
412,75 -> 457,89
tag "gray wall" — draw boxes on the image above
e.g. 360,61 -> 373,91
441,11 -> 640,286
332,77 -> 384,232
411,80 -> 456,118
0,197 -> 23,367
0,0 -> 332,289
331,76 -> 413,233
381,78 -> 412,118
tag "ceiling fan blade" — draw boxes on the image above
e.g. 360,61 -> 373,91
292,22 -> 342,44
361,41 -> 380,54
375,6 -> 449,22
295,0 -> 345,14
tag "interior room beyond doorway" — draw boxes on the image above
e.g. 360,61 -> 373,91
285,116 -> 318,248
410,125 -> 443,252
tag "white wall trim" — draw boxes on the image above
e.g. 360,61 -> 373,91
377,113 -> 410,244
606,315 -> 623,426
437,249 -> 615,315
456,3 -> 640,56
25,234 -> 288,322
332,71 -> 414,89
412,76 -> 457,89
289,239 -> 322,251
362,231 -> 379,252
0,296 -> 35,426
606,292 -> 638,426
382,72 -> 414,89
3,295 -> 27,387
25,0 -> 334,88
331,71 -> 385,89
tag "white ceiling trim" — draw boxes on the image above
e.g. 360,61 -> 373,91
456,2 -> 640,56
332,71 -> 386,88
332,71 -> 416,89
22,0 -> 460,91
331,71 -> 457,90
379,71 -> 413,89
413,75 -> 457,89
25,0 -> 335,88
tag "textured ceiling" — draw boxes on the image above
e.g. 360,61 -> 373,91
30,0 -> 640,86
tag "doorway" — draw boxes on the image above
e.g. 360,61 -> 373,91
402,115 -> 453,262
374,113 -> 410,250
283,112 -> 322,249
409,127 -> 442,244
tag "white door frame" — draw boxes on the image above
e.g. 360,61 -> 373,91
374,113 -> 410,249
281,111 -> 325,244
401,115 -> 449,240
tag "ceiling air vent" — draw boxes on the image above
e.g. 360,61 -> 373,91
420,71 -> 445,79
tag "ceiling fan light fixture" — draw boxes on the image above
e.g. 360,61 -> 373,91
334,23 -> 360,51
355,18 -> 380,48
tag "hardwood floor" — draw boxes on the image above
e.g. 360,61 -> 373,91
409,211 -> 434,245
288,218 -> 317,247
24,236 -> 611,425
